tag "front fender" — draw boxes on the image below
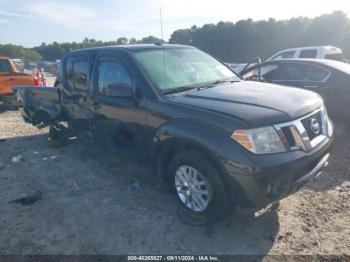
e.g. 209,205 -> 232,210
151,119 -> 228,163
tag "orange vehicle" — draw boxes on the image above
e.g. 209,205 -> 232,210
0,56 -> 37,102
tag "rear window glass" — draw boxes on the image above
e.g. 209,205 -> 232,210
271,51 -> 295,60
302,65 -> 329,81
65,57 -> 74,89
74,61 -> 88,91
0,60 -> 12,72
300,49 -> 317,58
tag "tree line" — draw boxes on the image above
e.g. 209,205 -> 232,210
169,11 -> 350,62
0,44 -> 42,61
0,36 -> 165,62
0,11 -> 349,63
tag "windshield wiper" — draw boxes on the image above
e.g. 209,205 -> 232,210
163,78 -> 240,95
163,85 -> 199,95
196,78 -> 240,90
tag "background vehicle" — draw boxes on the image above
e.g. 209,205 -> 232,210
240,59 -> 350,124
13,45 -> 333,223
266,46 -> 344,61
228,46 -> 344,74
0,56 -> 36,103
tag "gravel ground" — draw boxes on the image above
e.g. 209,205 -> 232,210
0,106 -> 349,256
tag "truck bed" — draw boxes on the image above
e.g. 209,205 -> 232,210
0,56 -> 35,95
13,86 -> 62,128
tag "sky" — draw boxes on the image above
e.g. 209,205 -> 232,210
0,0 -> 350,47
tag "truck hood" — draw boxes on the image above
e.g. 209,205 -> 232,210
168,81 -> 323,126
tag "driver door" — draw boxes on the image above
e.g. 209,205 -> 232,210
90,52 -> 147,155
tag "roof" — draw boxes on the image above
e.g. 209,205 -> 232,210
242,58 -> 350,75
69,44 -> 193,53
281,46 -> 339,50
263,58 -> 344,66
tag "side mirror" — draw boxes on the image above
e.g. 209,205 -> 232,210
104,83 -> 133,98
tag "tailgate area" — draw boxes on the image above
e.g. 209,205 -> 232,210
13,86 -> 62,127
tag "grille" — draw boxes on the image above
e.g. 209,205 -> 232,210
301,112 -> 323,141
281,126 -> 296,147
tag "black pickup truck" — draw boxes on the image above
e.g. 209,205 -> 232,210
13,44 -> 334,222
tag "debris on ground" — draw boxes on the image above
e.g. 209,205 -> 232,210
0,109 -> 349,255
335,185 -> 343,192
128,181 -> 141,192
11,155 -> 23,163
9,194 -> 42,206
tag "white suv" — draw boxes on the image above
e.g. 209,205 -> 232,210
266,46 -> 344,61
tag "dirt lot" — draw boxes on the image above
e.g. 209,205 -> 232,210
0,105 -> 349,256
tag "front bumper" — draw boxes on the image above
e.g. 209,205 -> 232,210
217,135 -> 333,209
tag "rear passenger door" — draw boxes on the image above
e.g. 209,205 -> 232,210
61,54 -> 91,136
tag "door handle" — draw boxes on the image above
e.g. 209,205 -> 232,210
304,85 -> 318,89
8,78 -> 15,81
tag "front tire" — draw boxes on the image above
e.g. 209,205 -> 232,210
167,149 -> 232,223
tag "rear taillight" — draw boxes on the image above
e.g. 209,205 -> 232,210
34,77 -> 39,87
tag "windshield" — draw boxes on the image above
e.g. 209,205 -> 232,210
0,59 -> 12,73
133,48 -> 240,93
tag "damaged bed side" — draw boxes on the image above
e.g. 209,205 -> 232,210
12,86 -> 63,128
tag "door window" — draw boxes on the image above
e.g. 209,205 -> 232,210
0,60 -> 11,72
274,63 -> 329,82
299,49 -> 317,58
97,59 -> 132,95
74,61 -> 88,91
65,56 -> 88,91
271,51 -> 295,60
65,57 -> 74,89
242,64 -> 279,82
302,64 -> 329,82
275,64 -> 304,81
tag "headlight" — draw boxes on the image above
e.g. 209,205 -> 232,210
231,126 -> 286,154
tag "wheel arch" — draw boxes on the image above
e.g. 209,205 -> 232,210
151,119 -> 228,180
151,119 -> 251,208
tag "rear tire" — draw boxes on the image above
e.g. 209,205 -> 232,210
167,149 -> 232,224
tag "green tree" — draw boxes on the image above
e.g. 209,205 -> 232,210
0,44 -> 42,61
140,35 -> 165,44
169,11 -> 350,62
117,37 -> 128,45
